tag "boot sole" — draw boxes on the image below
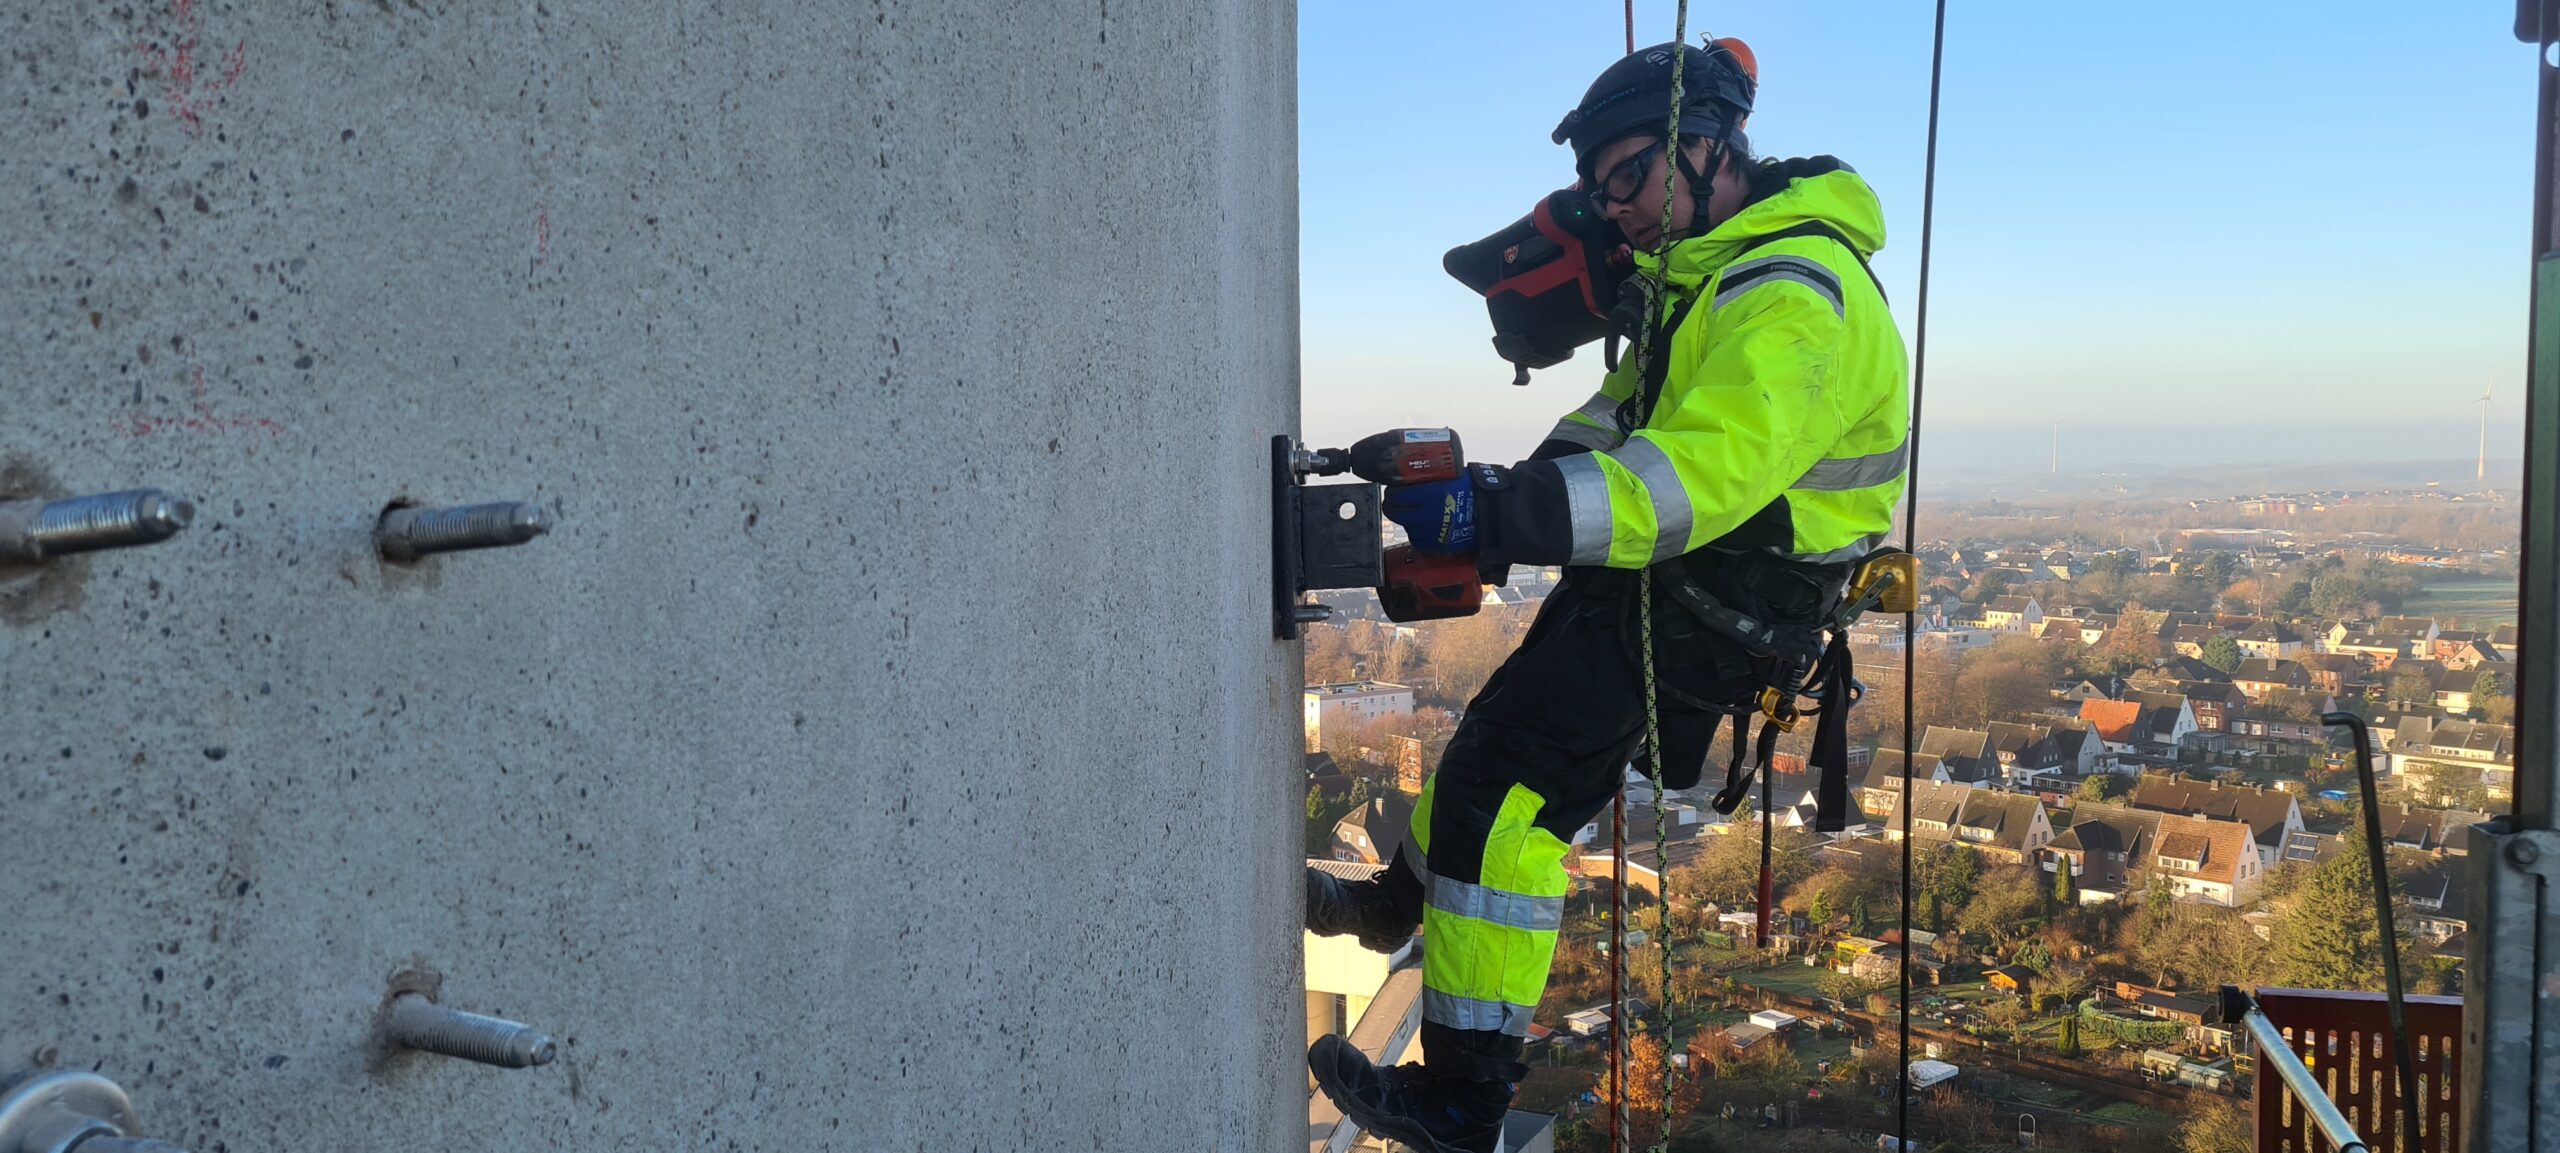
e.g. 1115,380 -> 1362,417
1308,1053 -> 1465,1153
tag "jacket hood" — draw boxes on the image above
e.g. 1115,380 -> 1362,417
1634,157 -> 1887,287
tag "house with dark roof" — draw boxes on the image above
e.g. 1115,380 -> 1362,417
2168,622 -> 2226,659
2389,848 -> 2470,942
2230,658 -> 2313,700
2128,774 -> 2304,869
1860,750 -> 1950,813
1986,720 -> 2097,787
2234,620 -> 2306,660
2431,630 -> 2500,669
2296,653 -> 2370,699
2170,680 -> 2247,734
1870,780 -> 2051,865
2372,802 -> 2492,856
2150,812 -> 2265,906
1947,790 -> 2053,865
2388,718 -> 2518,806
1330,793 -> 1416,867
2046,803 -> 2163,903
1917,726 -> 1998,783
1981,595 -> 2043,632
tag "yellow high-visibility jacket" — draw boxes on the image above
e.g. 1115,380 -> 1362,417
1491,158 -> 1909,570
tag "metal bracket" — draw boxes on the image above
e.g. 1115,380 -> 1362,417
0,1071 -> 189,1153
2460,823 -> 2560,1153
1270,435 -> 1382,639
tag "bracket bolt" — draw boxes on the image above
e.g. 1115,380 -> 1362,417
385,993 -> 556,1068
2509,839 -> 2542,866
1291,605 -> 1334,625
376,502 -> 549,562
0,490 -> 194,562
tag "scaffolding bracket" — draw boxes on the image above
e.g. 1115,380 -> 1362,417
1271,434 -> 1382,639
2460,823 -> 2560,1153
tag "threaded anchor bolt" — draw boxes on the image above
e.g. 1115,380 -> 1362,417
385,993 -> 556,1068
0,490 -> 194,562
376,502 -> 549,562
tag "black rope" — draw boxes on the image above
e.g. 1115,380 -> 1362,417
1898,2 -> 1949,1149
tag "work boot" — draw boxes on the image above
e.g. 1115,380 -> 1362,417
1305,866 -> 1418,954
1308,1034 -> 1517,1153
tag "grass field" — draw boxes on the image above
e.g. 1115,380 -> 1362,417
2405,575 -> 2518,625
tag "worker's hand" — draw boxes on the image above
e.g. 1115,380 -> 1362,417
1381,477 -> 1478,554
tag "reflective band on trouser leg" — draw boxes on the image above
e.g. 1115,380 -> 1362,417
1421,783 -> 1571,1038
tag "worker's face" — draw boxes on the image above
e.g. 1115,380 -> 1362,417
1588,135 -> 1745,251
1588,134 -> 1695,251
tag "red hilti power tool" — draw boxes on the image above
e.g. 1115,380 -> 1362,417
1298,429 -> 1489,623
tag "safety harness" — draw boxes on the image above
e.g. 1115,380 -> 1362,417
1617,216 -> 1898,834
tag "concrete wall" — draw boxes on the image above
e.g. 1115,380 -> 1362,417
1,3 -> 1300,1150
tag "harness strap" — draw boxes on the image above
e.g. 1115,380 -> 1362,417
1810,630 -> 1856,832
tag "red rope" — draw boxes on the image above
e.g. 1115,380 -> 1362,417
1623,0 -> 1635,53
1608,789 -> 1627,1153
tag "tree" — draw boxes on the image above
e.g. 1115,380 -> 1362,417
1956,865 -> 2048,944
2259,688 -> 2327,724
2472,666 -> 2515,720
2482,692 -> 2517,725
2310,573 -> 2371,620
1946,636 -> 2059,727
1595,1032 -> 1700,1153
1669,826 -> 1818,911
2073,774 -> 2116,804
2388,666 -> 2437,710
2052,857 -> 2078,907
2199,635 -> 2244,675
1302,622 -> 1360,685
1418,609 -> 1523,707
2270,830 -> 2402,992
2178,1095 -> 2254,1153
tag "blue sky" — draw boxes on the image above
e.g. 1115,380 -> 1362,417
1300,2 -> 2537,477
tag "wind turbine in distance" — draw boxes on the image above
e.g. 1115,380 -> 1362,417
2478,383 -> 2494,484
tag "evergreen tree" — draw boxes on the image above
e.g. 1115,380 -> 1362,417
2052,859 -> 2077,907
2270,830 -> 2398,991
2199,635 -> 2244,674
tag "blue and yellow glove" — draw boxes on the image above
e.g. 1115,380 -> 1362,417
1381,477 -> 1479,554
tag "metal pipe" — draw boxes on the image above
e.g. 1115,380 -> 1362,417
2323,712 -> 2426,1150
2235,1003 -> 2368,1153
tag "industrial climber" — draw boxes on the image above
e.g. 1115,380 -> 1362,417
1303,40 -> 1911,1153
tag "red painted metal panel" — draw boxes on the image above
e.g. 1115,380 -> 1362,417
2251,988 -> 2464,1153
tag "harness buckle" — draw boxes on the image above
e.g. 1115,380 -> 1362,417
1756,686 -> 1801,732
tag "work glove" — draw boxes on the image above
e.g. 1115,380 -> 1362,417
1381,477 -> 1479,554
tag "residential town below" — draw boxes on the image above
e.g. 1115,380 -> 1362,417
1301,486 -> 2518,1153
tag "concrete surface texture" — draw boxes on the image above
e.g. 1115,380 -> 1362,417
0,2 -> 1302,1149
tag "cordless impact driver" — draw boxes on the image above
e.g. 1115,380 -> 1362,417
1299,428 -> 1492,622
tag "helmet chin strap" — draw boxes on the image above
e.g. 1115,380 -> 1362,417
1666,121 -> 1738,242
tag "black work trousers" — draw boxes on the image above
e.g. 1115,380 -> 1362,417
1379,571 -> 1768,1079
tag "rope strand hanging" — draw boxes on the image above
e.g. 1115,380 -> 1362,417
1898,4 -> 1951,1151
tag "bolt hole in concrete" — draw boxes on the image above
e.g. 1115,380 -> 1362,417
374,497 -> 422,563
0,452 -> 83,625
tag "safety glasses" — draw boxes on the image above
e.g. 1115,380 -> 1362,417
1586,140 -> 1667,211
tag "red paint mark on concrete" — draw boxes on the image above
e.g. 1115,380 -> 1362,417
534,211 -> 552,269
137,0 -> 247,136
114,364 -> 287,438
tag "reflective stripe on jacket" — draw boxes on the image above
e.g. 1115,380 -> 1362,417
1510,158 -> 1909,569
